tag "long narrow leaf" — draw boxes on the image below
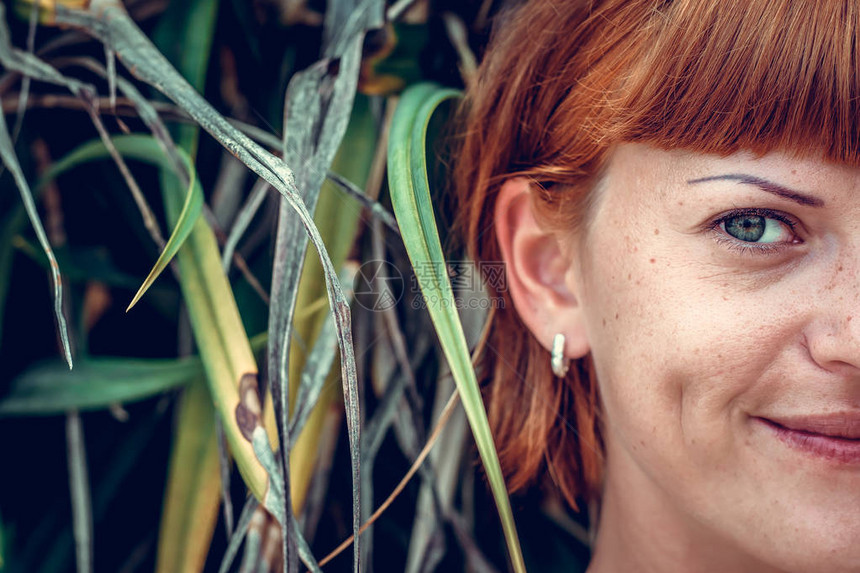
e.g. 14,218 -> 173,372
387,82 -> 527,573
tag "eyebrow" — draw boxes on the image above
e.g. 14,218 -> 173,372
686,174 -> 825,207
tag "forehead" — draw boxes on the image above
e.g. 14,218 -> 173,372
606,143 -> 850,182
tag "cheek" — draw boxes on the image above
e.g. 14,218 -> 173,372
579,233 -> 685,443
578,228 -> 792,463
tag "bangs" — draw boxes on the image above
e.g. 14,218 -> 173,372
610,0 -> 860,165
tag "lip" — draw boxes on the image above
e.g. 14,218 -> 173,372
755,414 -> 860,464
765,413 -> 860,439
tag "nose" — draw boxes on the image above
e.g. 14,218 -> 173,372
804,260 -> 860,375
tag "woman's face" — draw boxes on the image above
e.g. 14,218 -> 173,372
570,143 -> 860,571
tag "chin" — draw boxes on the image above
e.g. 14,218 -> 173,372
724,433 -> 860,573
762,534 -> 860,573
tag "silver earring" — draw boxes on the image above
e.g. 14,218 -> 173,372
551,333 -> 570,377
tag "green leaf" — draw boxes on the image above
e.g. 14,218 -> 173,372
0,356 -> 200,416
40,134 -> 204,311
387,82 -> 528,573
150,0 -> 219,157
0,334 -> 268,417
151,0 -> 219,94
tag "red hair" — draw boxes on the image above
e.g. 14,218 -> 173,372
453,0 -> 860,509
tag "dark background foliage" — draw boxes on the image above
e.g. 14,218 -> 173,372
0,0 -> 590,571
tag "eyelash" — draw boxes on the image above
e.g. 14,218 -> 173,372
708,208 -> 802,255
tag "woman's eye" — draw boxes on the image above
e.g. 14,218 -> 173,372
719,213 -> 795,245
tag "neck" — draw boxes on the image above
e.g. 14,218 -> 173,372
585,437 -> 785,573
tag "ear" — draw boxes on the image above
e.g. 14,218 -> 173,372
494,177 -> 590,359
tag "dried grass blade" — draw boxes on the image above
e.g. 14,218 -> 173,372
0,6 -> 76,367
289,264 -> 356,442
318,390 -> 461,569
326,171 -> 400,235
66,410 -> 93,573
0,94 -> 72,368
269,13 -> 370,571
221,178 -> 269,271
9,0 -> 39,141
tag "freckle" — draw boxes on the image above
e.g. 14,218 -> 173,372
627,273 -> 632,280
654,228 -> 660,235
678,201 -> 684,206
649,258 -> 656,264
848,316 -> 853,323
615,312 -> 619,319
636,280 -> 641,285
838,265 -> 844,272
602,318 -> 607,327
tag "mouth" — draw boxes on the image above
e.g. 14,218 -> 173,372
755,414 -> 860,465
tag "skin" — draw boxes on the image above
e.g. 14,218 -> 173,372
494,143 -> 860,573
